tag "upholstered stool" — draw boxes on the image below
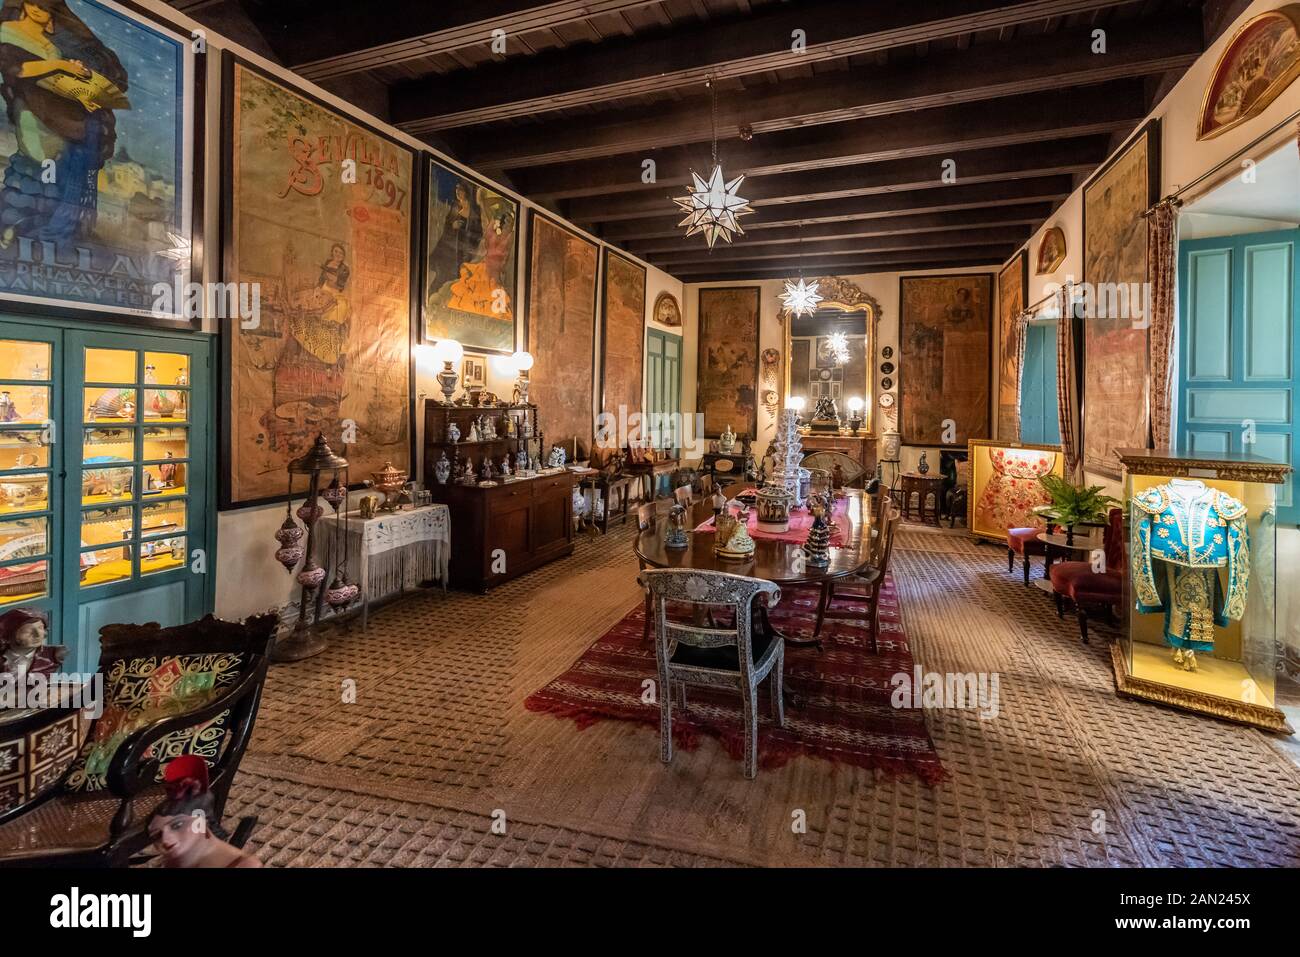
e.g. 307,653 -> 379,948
1006,527 -> 1047,586
1047,508 -> 1124,643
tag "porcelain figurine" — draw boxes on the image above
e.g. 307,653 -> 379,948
447,421 -> 461,443
506,414 -> 517,438
434,452 -> 452,485
500,455 -> 511,477
480,457 -> 493,482
484,416 -> 498,440
719,424 -> 736,453
459,459 -> 476,484
548,445 -> 566,469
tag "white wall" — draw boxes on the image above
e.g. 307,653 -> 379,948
127,0 -> 685,620
684,266 -> 997,471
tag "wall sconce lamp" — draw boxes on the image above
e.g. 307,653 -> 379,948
430,339 -> 464,405
846,396 -> 864,435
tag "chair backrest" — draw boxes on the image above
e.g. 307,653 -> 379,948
637,503 -> 657,533
674,484 -> 694,508
876,511 -> 901,579
869,493 -> 893,561
638,569 -> 780,679
802,450 -> 867,488
1102,506 -> 1124,573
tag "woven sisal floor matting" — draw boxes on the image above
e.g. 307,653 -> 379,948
226,523 -> 1300,867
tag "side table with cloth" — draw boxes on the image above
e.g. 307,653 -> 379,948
315,505 -> 451,630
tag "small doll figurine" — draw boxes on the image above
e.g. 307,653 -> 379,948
500,455 -> 511,477
143,363 -> 157,385
479,457 -> 493,482
0,608 -> 64,687
158,451 -> 178,488
148,756 -> 261,868
469,418 -> 482,443
0,390 -> 16,422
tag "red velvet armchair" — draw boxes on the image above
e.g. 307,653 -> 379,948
1047,508 -> 1124,643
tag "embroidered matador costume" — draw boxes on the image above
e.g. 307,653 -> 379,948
1130,479 -> 1249,653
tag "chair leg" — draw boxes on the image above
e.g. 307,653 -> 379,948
1022,555 -> 1031,587
742,685 -> 759,780
869,597 -> 880,654
770,652 -> 786,727
814,582 -> 832,637
659,670 -> 674,765
1007,548 -> 1015,573
1054,592 -> 1064,618
1076,608 -> 1090,644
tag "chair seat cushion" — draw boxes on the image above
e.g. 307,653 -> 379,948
1007,527 -> 1046,555
671,628 -> 775,670
1049,561 -> 1123,603
0,785 -> 162,863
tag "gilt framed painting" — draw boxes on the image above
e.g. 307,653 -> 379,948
219,55 -> 415,509
423,156 -> 518,354
898,273 -> 992,447
1198,5 -> 1300,140
697,286 -> 759,440
523,210 -> 598,461
996,251 -> 1027,442
0,0 -> 199,326
1081,118 -> 1159,478
599,249 -> 646,445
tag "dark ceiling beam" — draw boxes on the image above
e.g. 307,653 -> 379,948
565,138 -> 1107,224
623,205 -> 1056,256
520,82 -> 1145,202
247,1 -> 668,80
598,177 -> 1074,242
463,17 -> 1200,170
390,0 -> 1147,132
645,227 -> 1032,267
677,258 -> 1004,283
665,246 -> 1015,277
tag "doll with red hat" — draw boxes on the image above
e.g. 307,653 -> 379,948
147,755 -> 261,868
0,608 -> 64,688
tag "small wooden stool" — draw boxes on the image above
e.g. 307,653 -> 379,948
583,474 -> 633,533
899,472 -> 944,526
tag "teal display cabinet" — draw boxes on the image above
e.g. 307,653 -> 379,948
0,316 -> 216,674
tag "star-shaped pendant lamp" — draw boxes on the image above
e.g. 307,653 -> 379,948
780,276 -> 823,317
673,77 -> 753,247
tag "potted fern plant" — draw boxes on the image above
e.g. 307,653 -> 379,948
1037,475 -> 1121,545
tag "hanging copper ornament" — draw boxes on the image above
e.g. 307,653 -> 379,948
275,544 -> 304,572
322,475 -> 346,512
296,558 -> 325,590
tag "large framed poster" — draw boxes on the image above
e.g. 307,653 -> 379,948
220,56 -> 415,509
697,286 -> 759,439
423,156 -> 518,354
0,0 -> 199,326
523,210 -> 597,461
599,248 -> 645,445
1082,118 -> 1159,478
996,250 -> 1028,442
898,273 -> 992,446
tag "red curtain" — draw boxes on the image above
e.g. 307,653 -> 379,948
1055,284 -> 1082,477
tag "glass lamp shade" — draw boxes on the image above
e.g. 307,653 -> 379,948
432,339 -> 464,366
511,350 -> 535,373
847,396 -> 864,413
787,396 -> 806,412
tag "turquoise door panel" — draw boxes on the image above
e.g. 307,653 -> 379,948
1019,322 -> 1060,446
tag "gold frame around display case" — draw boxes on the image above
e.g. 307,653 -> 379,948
1114,449 -> 1293,734
964,440 -> 1064,543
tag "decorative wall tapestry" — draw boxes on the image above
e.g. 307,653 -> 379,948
1082,118 -> 1159,478
524,211 -> 597,460
1198,5 -> 1300,140
697,286 -> 759,439
898,274 -> 992,446
599,250 -> 645,443
652,290 -> 681,327
966,439 -> 1064,543
996,251 -> 1027,442
1036,227 -> 1066,275
222,59 -> 413,508
0,0 -> 196,323
424,156 -> 518,353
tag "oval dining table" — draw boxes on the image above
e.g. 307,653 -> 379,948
634,486 -> 877,647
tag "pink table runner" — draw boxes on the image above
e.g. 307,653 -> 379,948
693,491 -> 849,546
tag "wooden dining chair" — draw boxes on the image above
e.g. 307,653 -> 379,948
637,569 -> 784,779
635,503 -> 657,570
813,509 -> 901,650
674,484 -> 694,509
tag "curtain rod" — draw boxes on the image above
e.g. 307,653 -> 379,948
1018,280 -> 1077,320
1143,108 -> 1300,217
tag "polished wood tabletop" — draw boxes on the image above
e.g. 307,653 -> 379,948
635,487 -> 876,585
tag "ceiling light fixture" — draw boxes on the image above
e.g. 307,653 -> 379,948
673,77 -> 753,248
780,224 -> 822,317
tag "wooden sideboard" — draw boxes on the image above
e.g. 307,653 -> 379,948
799,432 -> 877,475
427,471 -> 576,592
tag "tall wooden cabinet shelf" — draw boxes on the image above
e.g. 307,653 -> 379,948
423,401 -> 575,592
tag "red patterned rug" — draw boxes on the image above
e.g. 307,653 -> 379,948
525,575 -> 945,784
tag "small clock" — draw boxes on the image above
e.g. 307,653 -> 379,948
878,392 -> 895,408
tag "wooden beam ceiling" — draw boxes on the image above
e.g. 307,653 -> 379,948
388,0 -> 1150,132
459,17 -> 1200,171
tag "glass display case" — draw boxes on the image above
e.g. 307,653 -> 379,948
1115,449 -> 1293,733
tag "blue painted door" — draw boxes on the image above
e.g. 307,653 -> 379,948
1178,229 -> 1298,522
0,322 -> 212,672
1019,321 -> 1061,446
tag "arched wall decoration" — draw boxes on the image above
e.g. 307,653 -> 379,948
1036,226 -> 1067,275
780,276 -> 882,433
1198,4 -> 1300,141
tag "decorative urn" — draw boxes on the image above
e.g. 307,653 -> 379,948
918,451 -> 930,476
718,424 -> 736,453
434,452 -> 452,485
756,483 -> 793,533
881,428 -> 901,462
366,461 -> 408,511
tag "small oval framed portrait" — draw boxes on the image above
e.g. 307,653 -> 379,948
653,291 -> 682,327
881,346 -> 894,359
881,376 -> 893,390
880,361 -> 895,375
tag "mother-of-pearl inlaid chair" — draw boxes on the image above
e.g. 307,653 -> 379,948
637,569 -> 784,779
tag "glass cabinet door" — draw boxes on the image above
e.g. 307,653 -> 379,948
0,327 -> 59,642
